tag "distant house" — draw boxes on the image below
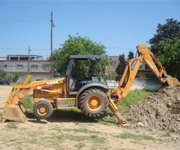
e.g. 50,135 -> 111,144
0,57 -> 7,60
106,55 -> 154,80
0,55 -> 51,82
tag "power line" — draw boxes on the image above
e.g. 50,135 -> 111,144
106,46 -> 135,51
0,19 -> 48,25
0,48 -> 50,51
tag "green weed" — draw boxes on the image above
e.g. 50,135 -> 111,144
63,128 -> 100,134
75,143 -> 86,149
116,133 -> 155,141
64,134 -> 105,143
6,122 -> 18,129
161,130 -> 172,137
21,95 -> 33,113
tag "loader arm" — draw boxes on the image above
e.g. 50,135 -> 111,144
107,44 -> 179,125
1,75 -> 66,122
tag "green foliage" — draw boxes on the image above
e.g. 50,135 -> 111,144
5,74 -> 13,82
116,53 -> 126,75
107,71 -> 116,80
0,70 -> 6,78
128,51 -> 134,60
5,72 -> 20,83
157,37 -> 180,79
13,72 -> 20,82
149,18 -> 180,54
52,34 -> 109,79
21,95 -> 33,113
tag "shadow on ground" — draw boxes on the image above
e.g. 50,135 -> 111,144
27,109 -> 115,124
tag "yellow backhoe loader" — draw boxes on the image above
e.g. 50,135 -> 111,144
1,44 -> 179,125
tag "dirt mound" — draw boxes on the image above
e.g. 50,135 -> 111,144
122,84 -> 180,134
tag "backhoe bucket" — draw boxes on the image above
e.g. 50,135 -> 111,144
1,104 -> 26,123
167,77 -> 179,88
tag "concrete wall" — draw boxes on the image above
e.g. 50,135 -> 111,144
16,73 -> 51,83
107,78 -> 162,91
0,61 -> 51,73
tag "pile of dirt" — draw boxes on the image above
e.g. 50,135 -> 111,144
122,84 -> 180,134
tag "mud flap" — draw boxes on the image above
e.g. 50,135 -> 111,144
1,104 -> 26,123
167,77 -> 179,88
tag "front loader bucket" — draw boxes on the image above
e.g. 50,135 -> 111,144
167,77 -> 179,88
1,104 -> 26,123
1,75 -> 32,123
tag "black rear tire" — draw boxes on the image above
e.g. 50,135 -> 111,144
33,100 -> 53,120
79,88 -> 108,118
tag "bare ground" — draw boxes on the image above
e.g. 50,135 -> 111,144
0,85 -> 180,150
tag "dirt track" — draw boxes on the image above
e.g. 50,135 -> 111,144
0,85 -> 180,150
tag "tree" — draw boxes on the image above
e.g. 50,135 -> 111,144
0,70 -> 6,78
157,37 -> 180,80
52,34 -> 109,79
149,18 -> 180,54
128,51 -> 134,60
116,54 -> 126,75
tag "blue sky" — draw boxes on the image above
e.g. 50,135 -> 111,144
0,0 -> 180,58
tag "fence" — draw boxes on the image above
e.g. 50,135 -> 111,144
107,78 -> 162,91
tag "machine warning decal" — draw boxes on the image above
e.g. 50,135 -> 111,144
57,98 -> 77,108
131,59 -> 138,71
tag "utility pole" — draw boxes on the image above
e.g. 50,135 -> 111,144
27,46 -> 31,75
50,11 -> 55,79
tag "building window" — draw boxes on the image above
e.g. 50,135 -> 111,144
4,64 -> 7,68
43,64 -> 51,71
31,65 -> 38,70
17,65 -> 23,69
146,74 -> 151,78
11,57 -> 18,60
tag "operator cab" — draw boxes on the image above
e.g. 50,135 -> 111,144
66,55 -> 108,95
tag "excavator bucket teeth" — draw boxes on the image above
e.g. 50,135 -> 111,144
167,77 -> 179,88
1,104 -> 26,123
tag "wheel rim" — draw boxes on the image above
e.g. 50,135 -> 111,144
37,104 -> 48,116
87,96 -> 102,111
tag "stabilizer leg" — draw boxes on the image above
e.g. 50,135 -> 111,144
108,98 -> 129,126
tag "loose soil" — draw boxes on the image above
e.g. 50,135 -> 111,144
123,84 -> 180,134
0,85 -> 180,150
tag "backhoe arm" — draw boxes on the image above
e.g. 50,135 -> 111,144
107,44 -> 179,125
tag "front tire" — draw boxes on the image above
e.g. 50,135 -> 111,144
79,88 -> 108,118
33,100 -> 53,120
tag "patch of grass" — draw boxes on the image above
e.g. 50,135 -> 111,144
161,130 -> 172,137
51,126 -> 62,132
56,135 -> 63,140
6,122 -> 18,129
27,139 -> 38,144
21,95 -> 33,113
106,90 -> 152,115
118,90 -> 152,112
63,128 -> 100,134
75,143 -> 86,149
64,134 -> 105,143
116,133 -> 155,141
